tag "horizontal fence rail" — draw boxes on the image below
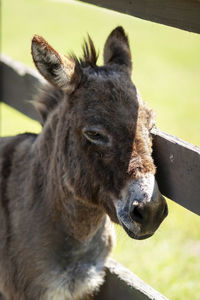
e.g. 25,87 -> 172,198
152,129 -> 200,216
79,0 -> 200,34
96,258 -> 168,300
1,55 -> 200,216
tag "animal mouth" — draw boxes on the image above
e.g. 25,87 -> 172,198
121,222 -> 153,240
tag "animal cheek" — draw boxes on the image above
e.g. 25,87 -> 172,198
101,198 -> 119,224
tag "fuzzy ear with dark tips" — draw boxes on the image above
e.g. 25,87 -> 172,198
31,35 -> 80,93
103,26 -> 132,75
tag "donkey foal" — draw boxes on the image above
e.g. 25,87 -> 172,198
0,27 -> 168,299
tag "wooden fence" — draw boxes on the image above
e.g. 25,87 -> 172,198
1,0 -> 200,299
80,0 -> 200,34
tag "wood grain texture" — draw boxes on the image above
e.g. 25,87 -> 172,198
152,128 -> 200,215
79,0 -> 200,33
95,258 -> 168,300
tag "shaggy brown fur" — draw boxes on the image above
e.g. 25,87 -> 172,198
128,103 -> 156,178
0,27 -> 167,300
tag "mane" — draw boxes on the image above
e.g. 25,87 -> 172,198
70,35 -> 99,68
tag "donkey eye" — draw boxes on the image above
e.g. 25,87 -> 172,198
87,131 -> 102,139
82,128 -> 110,145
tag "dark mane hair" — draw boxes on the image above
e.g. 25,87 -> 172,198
70,35 -> 98,69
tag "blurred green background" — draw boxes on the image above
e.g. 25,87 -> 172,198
1,0 -> 200,299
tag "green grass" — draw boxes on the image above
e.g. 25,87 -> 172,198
1,0 -> 200,299
0,103 -> 41,136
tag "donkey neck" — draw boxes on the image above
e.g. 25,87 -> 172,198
57,192 -> 106,242
34,124 -> 106,243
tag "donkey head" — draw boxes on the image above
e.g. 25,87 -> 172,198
31,27 -> 168,240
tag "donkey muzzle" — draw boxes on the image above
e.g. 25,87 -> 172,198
115,174 -> 168,240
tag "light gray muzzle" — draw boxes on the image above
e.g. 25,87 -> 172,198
114,174 -> 168,240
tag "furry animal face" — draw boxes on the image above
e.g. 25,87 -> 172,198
32,26 -> 168,240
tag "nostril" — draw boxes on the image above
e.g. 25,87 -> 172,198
130,203 -> 144,224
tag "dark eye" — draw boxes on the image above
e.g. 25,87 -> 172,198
86,131 -> 104,140
82,127 -> 110,146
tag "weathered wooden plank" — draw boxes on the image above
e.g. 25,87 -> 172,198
1,56 -> 200,216
152,128 -> 200,216
79,0 -> 200,34
0,55 -> 44,123
95,258 -> 168,300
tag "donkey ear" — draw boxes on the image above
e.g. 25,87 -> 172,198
103,26 -> 132,75
31,35 -> 80,93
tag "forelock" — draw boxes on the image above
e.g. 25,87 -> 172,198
70,36 -> 98,69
